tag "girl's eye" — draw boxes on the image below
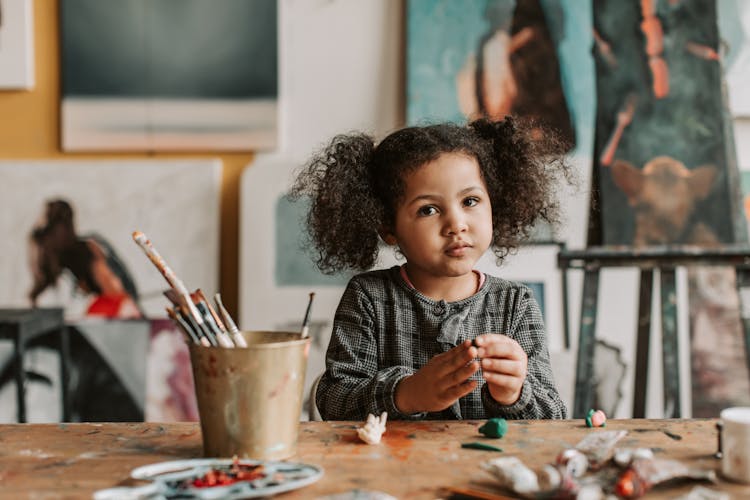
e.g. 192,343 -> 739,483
417,205 -> 438,217
463,197 -> 480,207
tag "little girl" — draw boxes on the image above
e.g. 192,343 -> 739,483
292,117 -> 569,420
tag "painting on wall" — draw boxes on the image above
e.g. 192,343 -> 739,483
0,0 -> 34,89
0,160 -> 220,422
592,0 -> 742,247
406,0 -> 576,149
722,0 -> 750,117
60,0 -> 277,152
587,0 -> 750,417
406,0 -> 594,242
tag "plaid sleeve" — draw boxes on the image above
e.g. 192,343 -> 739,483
315,278 -> 425,420
481,286 -> 568,419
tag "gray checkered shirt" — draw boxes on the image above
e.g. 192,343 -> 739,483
316,266 -> 568,420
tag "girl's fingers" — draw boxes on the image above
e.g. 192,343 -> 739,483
481,358 -> 525,377
452,360 -> 479,384
482,371 -> 522,388
438,341 -> 477,370
477,337 -> 524,360
446,379 -> 478,400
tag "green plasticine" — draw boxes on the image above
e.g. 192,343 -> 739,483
461,442 -> 503,452
478,418 -> 508,438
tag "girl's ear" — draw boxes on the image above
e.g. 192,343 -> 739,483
379,226 -> 398,246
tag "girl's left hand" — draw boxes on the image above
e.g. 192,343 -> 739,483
474,334 -> 527,405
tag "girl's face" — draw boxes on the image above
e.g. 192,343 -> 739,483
386,152 -> 493,284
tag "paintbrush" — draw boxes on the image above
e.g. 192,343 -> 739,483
166,306 -> 204,346
191,291 -> 234,348
180,303 -> 218,346
196,289 -> 226,331
300,292 -> 315,339
164,289 -> 218,346
214,293 -> 247,347
132,231 -> 218,347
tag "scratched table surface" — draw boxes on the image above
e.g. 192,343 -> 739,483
0,419 -> 748,499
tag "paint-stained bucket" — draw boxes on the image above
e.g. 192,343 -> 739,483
189,331 -> 310,460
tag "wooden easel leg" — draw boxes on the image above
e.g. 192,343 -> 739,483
633,269 -> 653,418
660,268 -> 681,418
735,267 -> 750,386
573,268 -> 599,418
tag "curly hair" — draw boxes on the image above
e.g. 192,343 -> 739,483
290,116 -> 572,274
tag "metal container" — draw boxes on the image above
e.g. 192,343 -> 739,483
189,331 -> 310,460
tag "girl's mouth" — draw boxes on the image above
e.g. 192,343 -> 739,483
445,243 -> 471,257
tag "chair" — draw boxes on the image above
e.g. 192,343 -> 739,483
0,308 -> 70,422
307,372 -> 323,421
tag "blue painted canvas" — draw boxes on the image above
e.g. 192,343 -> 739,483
406,0 -> 595,155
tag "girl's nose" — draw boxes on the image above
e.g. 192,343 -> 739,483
444,210 -> 468,235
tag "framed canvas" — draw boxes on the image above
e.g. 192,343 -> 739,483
0,159 -> 220,318
0,159 -> 218,423
721,0 -> 750,117
406,0 -> 577,150
60,0 -> 277,151
0,0 -> 34,89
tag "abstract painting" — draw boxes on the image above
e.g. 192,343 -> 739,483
60,0 -> 277,151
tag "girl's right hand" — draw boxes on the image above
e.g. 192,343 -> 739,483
394,340 -> 479,414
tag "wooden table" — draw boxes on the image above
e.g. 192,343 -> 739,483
1,419 -> 747,498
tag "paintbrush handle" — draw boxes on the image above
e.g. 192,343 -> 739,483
214,293 -> 246,347
166,307 -> 200,345
132,231 -> 208,331
132,231 -> 189,295
300,292 -> 316,338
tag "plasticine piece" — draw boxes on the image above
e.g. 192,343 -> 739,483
585,408 -> 607,427
479,417 -> 508,438
357,412 -> 388,444
461,442 -> 503,452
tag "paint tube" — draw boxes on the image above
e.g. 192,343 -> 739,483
615,458 -> 717,499
556,448 -> 589,478
481,457 -> 539,497
575,430 -> 628,470
613,447 -> 654,468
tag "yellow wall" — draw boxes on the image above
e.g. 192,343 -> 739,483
0,0 -> 249,317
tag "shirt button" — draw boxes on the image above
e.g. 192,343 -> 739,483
434,302 -> 446,315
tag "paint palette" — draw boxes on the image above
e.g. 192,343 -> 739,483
93,458 -> 323,499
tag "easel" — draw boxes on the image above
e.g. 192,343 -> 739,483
559,245 -> 750,418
